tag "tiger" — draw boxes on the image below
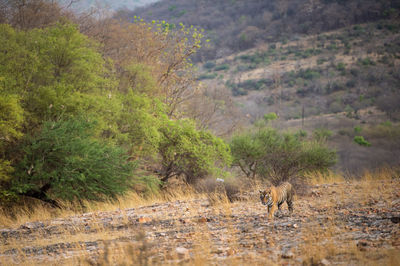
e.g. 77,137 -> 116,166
259,182 -> 294,220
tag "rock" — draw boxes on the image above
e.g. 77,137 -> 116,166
320,258 -> 331,265
281,251 -> 294,259
175,247 -> 190,259
292,224 -> 298,228
20,222 -> 45,230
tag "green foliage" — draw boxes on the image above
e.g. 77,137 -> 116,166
0,94 -> 24,147
13,118 -> 136,202
117,92 -> 165,157
354,126 -> 362,134
203,61 -> 216,69
353,136 -> 371,147
294,129 -> 308,139
312,128 -> 333,142
214,64 -> 230,71
198,73 -> 218,80
119,63 -> 157,95
230,127 -> 336,183
158,119 -> 231,184
358,57 -> 376,66
263,112 -> 278,121
0,23 -> 111,128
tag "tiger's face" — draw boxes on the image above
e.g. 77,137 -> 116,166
259,189 -> 273,206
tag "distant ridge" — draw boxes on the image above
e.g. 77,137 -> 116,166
58,0 -> 160,12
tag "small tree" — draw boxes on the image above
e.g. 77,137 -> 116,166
230,127 -> 336,184
12,118 -> 137,204
158,119 -> 232,184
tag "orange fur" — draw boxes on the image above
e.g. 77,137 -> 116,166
259,182 -> 294,220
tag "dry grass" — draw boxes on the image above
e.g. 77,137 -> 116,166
306,170 -> 345,185
0,184 -> 199,229
1,169 -> 399,265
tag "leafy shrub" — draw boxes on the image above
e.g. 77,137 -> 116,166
198,73 -> 218,80
346,80 -> 356,88
263,112 -> 278,121
203,61 -> 216,69
353,136 -> 371,147
12,118 -> 137,204
158,120 -> 231,184
313,128 -> 333,142
358,57 -> 376,66
214,64 -> 230,71
230,127 -> 336,184
354,126 -> 362,134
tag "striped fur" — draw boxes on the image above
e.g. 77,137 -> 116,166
259,182 -> 294,220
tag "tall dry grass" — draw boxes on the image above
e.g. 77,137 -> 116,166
0,184 -> 200,228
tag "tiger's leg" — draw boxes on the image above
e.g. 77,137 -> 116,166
287,193 -> 294,214
268,204 -> 277,220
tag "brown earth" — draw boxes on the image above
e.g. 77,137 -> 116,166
1,179 -> 399,265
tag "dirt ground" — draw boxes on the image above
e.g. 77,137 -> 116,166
1,178 -> 399,265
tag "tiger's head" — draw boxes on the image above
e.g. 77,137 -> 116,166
259,189 -> 273,206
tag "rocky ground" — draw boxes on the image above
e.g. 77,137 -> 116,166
1,179 -> 399,265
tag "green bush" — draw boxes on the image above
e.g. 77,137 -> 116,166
12,118 -> 137,203
230,127 -> 336,184
198,73 -> 218,80
353,136 -> 371,147
313,128 -> 333,142
203,61 -> 216,69
354,126 -> 362,134
263,112 -> 278,121
214,64 -> 230,71
158,119 -> 231,184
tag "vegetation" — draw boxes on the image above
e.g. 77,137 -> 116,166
126,0 -> 400,61
0,3 -> 232,207
230,127 -> 336,184
12,118 -> 137,204
353,136 -> 371,147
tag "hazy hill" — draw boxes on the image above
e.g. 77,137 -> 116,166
197,19 -> 400,172
119,0 -> 400,61
58,0 -> 159,12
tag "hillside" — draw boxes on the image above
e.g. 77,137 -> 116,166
120,0 -> 400,61
1,174 -> 399,265
197,19 -> 400,173
58,0 -> 159,12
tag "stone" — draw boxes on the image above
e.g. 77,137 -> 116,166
281,251 -> 294,259
20,222 -> 45,230
320,258 -> 330,265
175,247 -> 190,259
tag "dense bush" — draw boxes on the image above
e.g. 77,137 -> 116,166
230,127 -> 336,184
158,120 -> 232,184
12,118 -> 137,204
